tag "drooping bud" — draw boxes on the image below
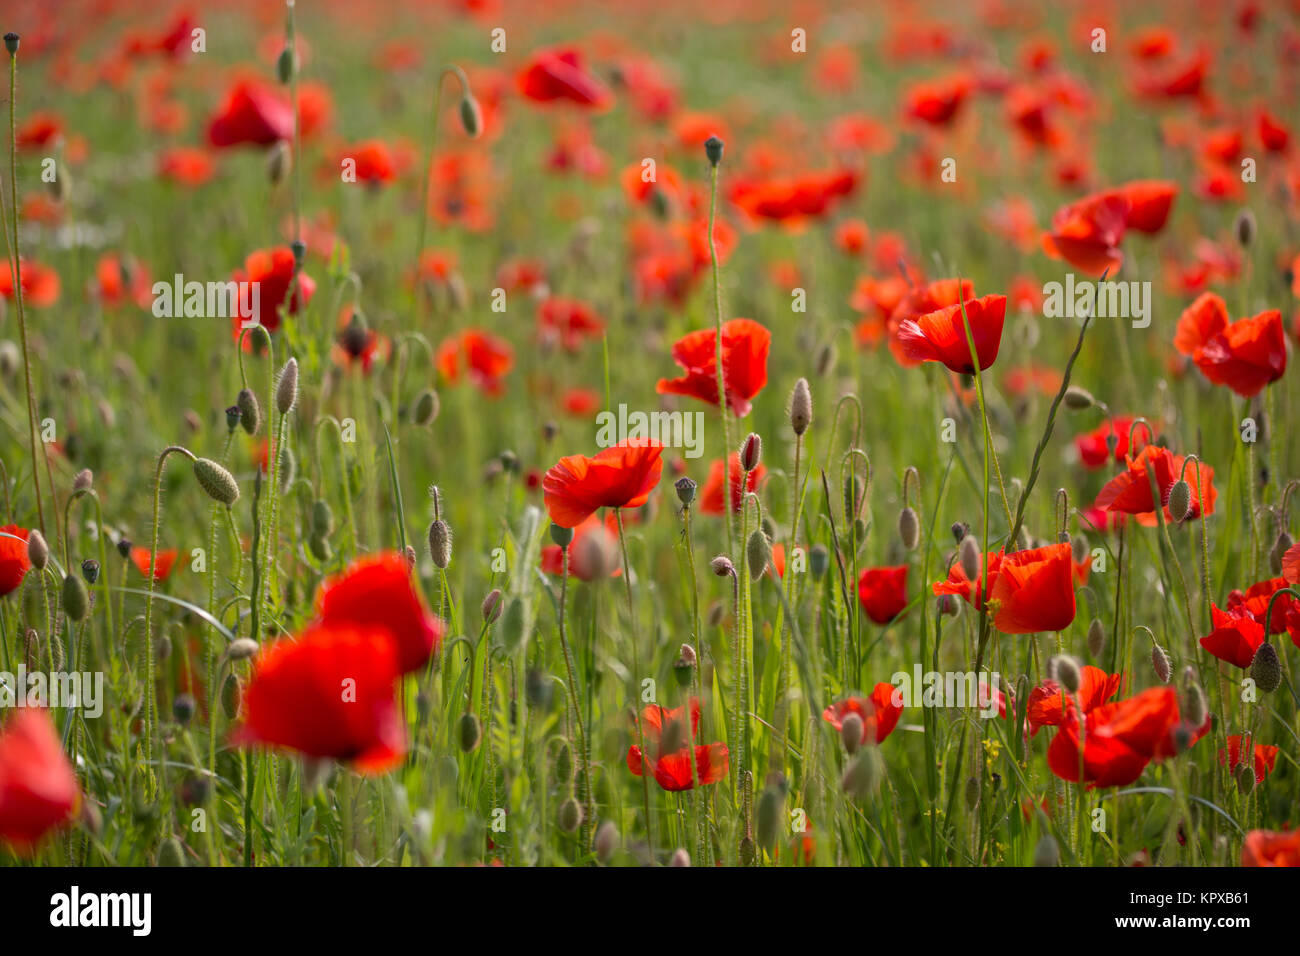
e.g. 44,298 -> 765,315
1087,617 -> 1106,657
412,389 -> 439,426
459,95 -> 483,138
1151,642 -> 1172,684
62,573 -> 89,622
959,535 -> 981,581
25,530 -> 48,571
1167,480 -> 1191,522
1063,386 -> 1095,411
1250,641 -> 1281,694
275,358 -> 298,415
746,529 -> 771,580
711,555 -> 735,577
193,458 -> 240,506
428,519 -> 452,569
1270,531 -> 1294,575
236,388 -> 261,436
898,507 -> 919,550
789,378 -> 812,436
72,469 -> 94,492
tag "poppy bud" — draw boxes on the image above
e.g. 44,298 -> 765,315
950,521 -> 968,543
1234,762 -> 1256,795
711,555 -> 735,577
311,500 -> 334,537
1167,480 -> 1191,522
1250,641 -> 1281,694
276,45 -> 295,83
746,529 -> 771,580
4,34 -> 19,55
595,821 -> 619,863
499,449 -> 519,473
117,538 -> 132,559
291,239 -> 306,267
958,535 -> 981,581
840,713 -> 864,754
227,638 -> 259,661
936,593 -> 959,616
815,342 -> 836,377
1151,642 -> 1172,683
1270,531 -> 1293,575
428,519 -> 452,569
193,458 -> 240,506
62,573 -> 89,622
707,601 -> 725,627
898,506 -> 919,550
498,596 -> 525,651
789,378 -> 812,436
1234,208 -> 1256,248
173,694 -> 196,725
669,847 -> 692,867
308,533 -> 332,562
156,837 -> 186,868
1033,834 -> 1059,867
963,775 -> 981,812
552,739 -> 574,783
26,529 -> 48,571
574,530 -> 618,579
809,543 -> 829,579
1051,655 -> 1081,693
1087,618 -> 1106,657
221,673 -> 242,719
1062,386 -> 1095,410
275,358 -> 298,415
1181,683 -> 1207,728
412,389 -> 439,426
459,95 -> 483,139
1071,532 -> 1089,565
739,432 -> 762,472
236,388 -> 261,436
841,748 -> 882,800
755,784 -> 784,850
267,140 -> 291,185
704,135 -> 724,167
549,522 -> 573,549
73,468 -> 94,492
557,795 -> 583,833
482,588 -> 503,624
225,405 -> 241,432
458,711 -> 482,752
675,476 -> 697,506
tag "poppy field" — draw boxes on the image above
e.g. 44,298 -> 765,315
3,0 -> 1300,875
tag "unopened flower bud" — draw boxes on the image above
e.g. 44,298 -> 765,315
1151,642 -> 1172,683
62,573 -> 89,622
458,711 -> 482,752
1063,386 -> 1095,410
1052,655 -> 1082,693
789,378 -> 812,436
275,358 -> 298,415
236,388 -> 261,436
959,535 -> 981,581
1251,641 -> 1281,694
459,95 -> 483,138
898,507 -> 919,550
711,555 -> 735,577
739,433 -> 762,472
481,588 -> 503,624
840,713 -> 864,754
704,135 -> 724,166
26,530 -> 48,570
193,458 -> 240,506
746,529 -> 771,580
428,519 -> 452,569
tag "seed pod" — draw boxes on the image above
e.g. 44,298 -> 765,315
746,529 -> 771,580
704,135 -> 724,166
1151,642 -> 1172,683
62,573 -> 89,622
1167,479 -> 1191,522
412,389 -> 439,426
1251,642 -> 1281,694
458,712 -> 482,752
80,559 -> 100,584
220,673 -> 242,719
156,837 -> 186,867
428,519 -> 452,569
675,476 -> 697,506
789,378 -> 812,436
1087,617 -> 1106,657
549,523 -> 574,548
1063,386 -> 1095,410
193,458 -> 240,506
959,535 -> 981,581
1033,834 -> 1059,867
275,358 -> 298,415
236,388 -> 261,436
898,507 -> 919,550
459,95 -> 483,138
26,530 -> 48,571
840,713 -> 864,754
595,821 -> 619,863
1052,655 -> 1081,693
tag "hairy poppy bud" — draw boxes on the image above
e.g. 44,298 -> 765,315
1087,617 -> 1106,657
481,587 -> 503,624
557,795 -> 583,833
428,519 -> 452,569
73,469 -> 94,492
1234,762 -> 1256,795
898,506 -> 919,550
311,500 -> 333,538
1181,682 -> 1207,728
412,389 -> 439,426
711,555 -> 735,577
1167,480 -> 1191,522
1251,641 -> 1281,694
595,821 -> 619,863
1052,655 -> 1082,693
1151,642 -> 1172,683
62,573 -> 89,622
959,535 -> 981,581
789,378 -> 812,436
1063,386 -> 1095,410
841,748 -> 882,800
809,543 -> 829,579
937,593 -> 959,616
236,388 -> 261,436
458,711 -> 482,752
704,135 -> 724,167
1033,834 -> 1059,867
275,358 -> 298,415
740,432 -> 762,472
1071,532 -> 1090,565
840,713 -> 864,754
755,783 -> 784,850
675,476 -> 697,506
459,95 -> 483,138
669,847 -> 692,867
221,673 -> 242,719
25,530 -> 48,571
194,458 -> 240,506
156,837 -> 186,868
746,529 -> 771,580
1270,531 -> 1293,575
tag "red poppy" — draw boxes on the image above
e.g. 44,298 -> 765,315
1114,180 -> 1178,234
0,709 -> 80,853
1241,829 -> 1300,866
1258,109 -> 1290,153
16,111 -> 63,151
729,169 -> 858,224
1074,415 -> 1143,469
230,247 -> 316,341
699,453 -> 766,516
95,253 -> 152,309
0,525 -> 31,597
1174,292 -> 1286,398
517,47 -> 613,111
0,259 -> 61,308
158,146 -> 216,187
903,72 -> 973,126
338,139 -> 400,185
897,293 -> 1007,374
330,307 -> 390,374
1025,666 -> 1123,736
232,624 -> 405,773
1095,443 -> 1217,526
1041,191 -> 1130,276
1220,735 -> 1279,785
207,79 -> 293,148
822,683 -> 904,745
656,318 -> 770,417
857,566 -> 909,624
435,329 -> 514,397
537,297 -> 605,352
626,699 -> 727,792
1226,577 -> 1298,635
933,541 -> 1077,635
316,552 -> 443,675
130,547 -> 179,582
543,440 -> 664,529
1199,603 -> 1265,669
539,513 -> 618,581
